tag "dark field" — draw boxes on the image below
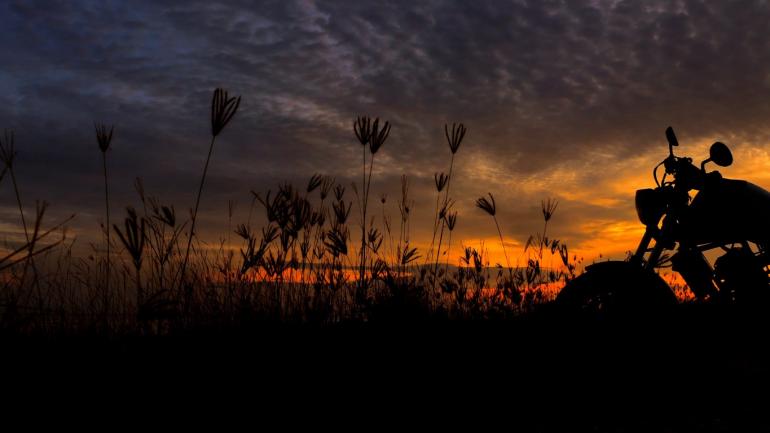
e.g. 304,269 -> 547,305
4,303 -> 769,432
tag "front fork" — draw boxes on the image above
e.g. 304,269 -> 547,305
631,225 -> 665,271
632,217 -> 717,299
632,228 -> 653,267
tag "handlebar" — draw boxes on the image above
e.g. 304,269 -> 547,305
653,127 -> 703,190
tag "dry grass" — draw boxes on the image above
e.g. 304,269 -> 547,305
0,88 -> 579,335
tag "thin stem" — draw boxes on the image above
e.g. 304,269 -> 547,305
134,263 -> 144,329
538,220 -> 549,261
102,151 -> 111,315
424,190 -> 442,265
537,219 -> 550,287
179,135 -> 217,288
135,263 -> 143,312
10,167 -> 39,290
360,144 -> 366,289
434,153 -> 455,283
444,230 -> 453,273
493,215 -> 511,270
444,154 -> 456,201
10,169 -> 29,242
363,152 -> 375,285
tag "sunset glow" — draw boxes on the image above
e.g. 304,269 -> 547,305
3,1 -> 770,310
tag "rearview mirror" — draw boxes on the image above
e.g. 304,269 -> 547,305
709,142 -> 733,167
665,126 -> 678,156
665,127 -> 679,147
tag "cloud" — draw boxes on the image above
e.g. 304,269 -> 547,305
2,0 -> 770,261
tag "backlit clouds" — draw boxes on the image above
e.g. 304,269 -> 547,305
2,0 -> 770,262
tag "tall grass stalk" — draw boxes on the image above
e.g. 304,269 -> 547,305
0,130 -> 41,290
114,207 -> 146,309
95,123 -> 114,316
444,211 -> 457,272
434,123 -> 466,280
353,116 -> 390,302
179,88 -> 241,287
424,172 -> 448,265
538,198 -> 558,260
476,193 -> 511,270
354,117 -> 371,291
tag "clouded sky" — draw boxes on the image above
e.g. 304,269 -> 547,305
3,0 -> 770,265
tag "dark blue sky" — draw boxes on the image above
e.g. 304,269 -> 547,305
3,0 -> 770,260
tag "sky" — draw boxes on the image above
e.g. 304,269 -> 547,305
2,0 -> 770,267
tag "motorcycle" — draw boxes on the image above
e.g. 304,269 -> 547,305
556,126 -> 770,313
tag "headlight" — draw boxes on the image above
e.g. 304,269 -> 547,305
635,188 -> 667,226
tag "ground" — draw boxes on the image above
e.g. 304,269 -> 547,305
2,302 -> 769,432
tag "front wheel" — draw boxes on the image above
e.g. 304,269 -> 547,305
556,261 -> 677,315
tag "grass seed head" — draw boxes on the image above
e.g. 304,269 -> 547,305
445,123 -> 466,155
334,184 -> 345,201
354,116 -> 372,146
369,118 -> 391,155
211,87 -> 241,137
307,174 -> 323,193
113,206 -> 146,269
94,123 -> 114,153
159,205 -> 176,227
320,176 -> 335,200
476,193 -> 496,216
445,211 -> 457,231
324,227 -> 348,257
542,198 -> 558,222
332,200 -> 352,225
434,172 -> 449,192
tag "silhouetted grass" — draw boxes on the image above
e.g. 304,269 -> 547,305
179,88 -> 241,289
95,122 -> 113,319
0,87 -> 578,336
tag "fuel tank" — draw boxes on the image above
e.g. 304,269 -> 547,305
680,174 -> 770,245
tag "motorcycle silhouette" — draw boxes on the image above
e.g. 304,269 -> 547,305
557,126 -> 770,312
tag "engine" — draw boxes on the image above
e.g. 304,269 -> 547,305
713,246 -> 770,303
